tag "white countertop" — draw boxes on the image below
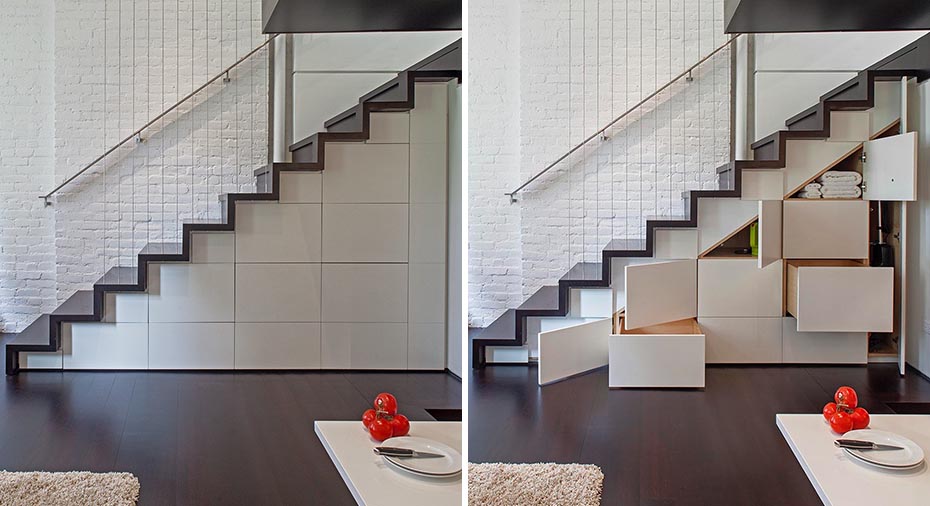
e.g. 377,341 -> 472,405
776,414 -> 930,506
314,420 -> 462,506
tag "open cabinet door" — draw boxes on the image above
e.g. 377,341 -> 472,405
538,317 -> 611,386
758,200 -> 782,269
624,260 -> 696,330
862,132 -> 917,201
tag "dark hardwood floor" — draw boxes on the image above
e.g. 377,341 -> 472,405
469,361 -> 930,506
0,334 -> 461,505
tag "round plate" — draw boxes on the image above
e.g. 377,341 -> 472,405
380,436 -> 462,477
841,429 -> 924,469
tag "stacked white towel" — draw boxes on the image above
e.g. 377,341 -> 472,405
815,171 -> 862,199
797,182 -> 823,199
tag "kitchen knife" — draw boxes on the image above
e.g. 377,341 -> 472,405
834,439 -> 904,451
374,446 -> 445,458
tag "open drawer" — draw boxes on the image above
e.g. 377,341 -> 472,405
786,260 -> 893,332
608,317 -> 705,388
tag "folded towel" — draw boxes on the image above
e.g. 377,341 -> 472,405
796,190 -> 822,199
804,182 -> 822,191
821,186 -> 862,198
817,171 -> 862,185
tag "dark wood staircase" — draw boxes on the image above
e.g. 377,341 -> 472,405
6,40 -> 461,375
472,34 -> 930,369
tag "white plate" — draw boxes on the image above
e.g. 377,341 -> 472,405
841,429 -> 925,469
380,436 -> 462,477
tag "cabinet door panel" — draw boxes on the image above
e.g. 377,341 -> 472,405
863,132 -> 917,201
795,266 -> 893,332
624,260 -> 696,330
759,200 -> 782,268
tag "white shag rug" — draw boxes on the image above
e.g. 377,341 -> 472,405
0,471 -> 140,506
468,463 -> 603,506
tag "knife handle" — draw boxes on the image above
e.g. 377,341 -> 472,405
835,439 -> 873,449
374,446 -> 414,456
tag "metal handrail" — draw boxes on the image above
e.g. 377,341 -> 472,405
506,34 -> 739,202
40,34 -> 279,204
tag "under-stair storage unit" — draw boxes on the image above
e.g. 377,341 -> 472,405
609,317 -> 705,388
786,260 -> 893,332
783,200 -> 869,259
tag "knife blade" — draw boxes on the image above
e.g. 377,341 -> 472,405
834,439 -> 904,451
374,447 -> 445,458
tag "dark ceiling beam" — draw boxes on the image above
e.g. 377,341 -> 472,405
725,0 -> 930,33
262,0 -> 461,34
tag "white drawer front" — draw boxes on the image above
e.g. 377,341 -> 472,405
700,317 -> 782,363
698,259 -> 783,318
794,266 -> 893,333
608,333 -> 705,388
782,317 -> 867,364
783,200 -> 869,259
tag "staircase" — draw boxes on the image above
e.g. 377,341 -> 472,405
472,35 -> 930,369
6,41 -> 462,375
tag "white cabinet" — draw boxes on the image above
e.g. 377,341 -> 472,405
861,132 -> 918,201
624,260 -> 696,330
758,200 -> 783,268
699,317 -> 782,364
697,259 -> 783,318
741,170 -> 785,201
609,318 -> 705,388
781,317 -> 867,364
783,200 -> 869,259
786,260 -> 893,332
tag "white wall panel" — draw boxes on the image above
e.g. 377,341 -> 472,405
410,142 -> 448,204
62,322 -> 148,369
322,264 -> 408,322
235,203 -> 322,263
782,317 -> 867,364
103,293 -> 148,323
148,264 -> 235,323
20,351 -> 62,370
322,204 -> 408,262
322,144 -> 409,203
149,323 -> 234,369
411,83 -> 449,144
235,264 -> 322,322
409,204 -> 446,263
368,113 -> 410,144
321,322 -> 408,369
409,263 -> 446,324
235,323 -> 322,369
292,73 -> 395,142
654,229 -> 698,259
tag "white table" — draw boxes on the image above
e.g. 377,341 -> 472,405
314,421 -> 462,506
776,414 -> 930,505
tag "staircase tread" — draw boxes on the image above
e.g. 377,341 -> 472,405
473,309 -> 517,342
560,262 -> 603,282
140,242 -> 183,255
96,266 -> 139,287
52,290 -> 95,316
7,315 -> 51,347
603,238 -> 647,251
517,285 -> 560,311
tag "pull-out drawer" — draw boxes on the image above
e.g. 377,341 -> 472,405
608,318 -> 705,388
783,200 -> 869,260
786,260 -> 893,333
699,317 -> 782,364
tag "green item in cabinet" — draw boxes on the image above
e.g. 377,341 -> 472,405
750,222 -> 758,256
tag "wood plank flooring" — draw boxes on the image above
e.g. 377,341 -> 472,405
0,335 -> 461,506
468,363 -> 930,506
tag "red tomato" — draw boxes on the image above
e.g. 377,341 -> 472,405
822,402 -> 837,421
374,393 -> 398,415
834,386 -> 858,409
389,414 -> 410,437
362,409 -> 377,428
849,407 -> 870,430
368,418 -> 393,442
829,411 -> 854,434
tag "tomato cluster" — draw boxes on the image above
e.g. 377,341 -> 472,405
361,392 -> 410,442
823,386 -> 870,434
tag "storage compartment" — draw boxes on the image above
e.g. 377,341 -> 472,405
700,220 -> 757,258
608,317 -> 705,388
782,317 -> 867,364
783,200 -> 869,259
700,317 -> 782,364
786,260 -> 893,333
698,258 -> 783,318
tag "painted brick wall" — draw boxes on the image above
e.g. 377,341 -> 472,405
0,0 -> 57,333
1,0 -> 267,332
469,0 -> 730,326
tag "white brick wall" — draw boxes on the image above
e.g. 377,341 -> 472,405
469,0 -> 730,326
0,0 -> 57,333
1,0 -> 267,331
